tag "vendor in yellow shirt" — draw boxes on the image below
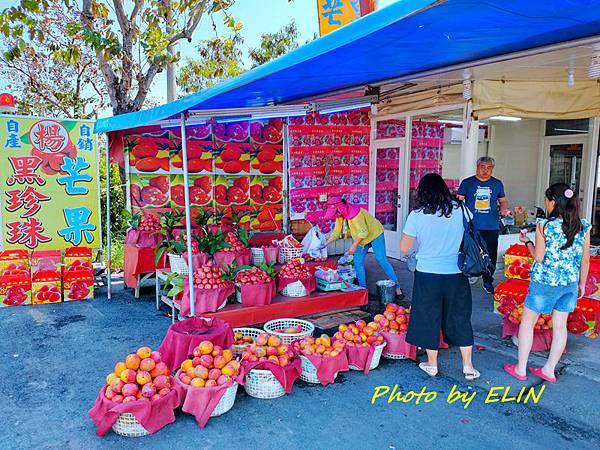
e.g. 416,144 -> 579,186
322,197 -> 404,298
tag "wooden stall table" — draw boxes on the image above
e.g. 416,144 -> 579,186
123,244 -> 167,298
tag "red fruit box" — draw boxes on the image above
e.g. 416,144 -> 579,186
0,249 -> 29,275
504,245 -> 533,281
30,250 -> 61,277
32,271 -> 62,305
63,269 -> 94,301
493,279 -> 529,315
0,273 -> 32,307
64,247 -> 93,276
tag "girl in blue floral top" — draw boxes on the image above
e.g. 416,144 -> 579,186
505,183 -> 591,383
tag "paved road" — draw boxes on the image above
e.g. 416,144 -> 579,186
0,260 -> 599,450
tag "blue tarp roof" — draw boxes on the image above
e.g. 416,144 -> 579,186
96,0 -> 600,133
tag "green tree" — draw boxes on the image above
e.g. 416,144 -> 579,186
248,20 -> 299,68
178,31 -> 245,94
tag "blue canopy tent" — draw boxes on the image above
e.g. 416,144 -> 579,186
99,0 -> 600,309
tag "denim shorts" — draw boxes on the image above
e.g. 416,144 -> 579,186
524,280 -> 578,314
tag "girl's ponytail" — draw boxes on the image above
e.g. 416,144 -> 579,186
545,183 -> 583,249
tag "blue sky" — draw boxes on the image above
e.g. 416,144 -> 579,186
0,0 -> 398,114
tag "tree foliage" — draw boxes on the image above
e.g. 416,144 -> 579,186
0,0 -> 237,115
178,20 -> 304,94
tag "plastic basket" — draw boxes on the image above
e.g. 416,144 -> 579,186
168,253 -> 188,275
349,342 -> 387,371
263,318 -> 315,345
251,248 -> 265,265
231,327 -> 263,356
111,413 -> 150,437
211,382 -> 238,417
279,247 -> 303,264
299,355 -> 338,384
244,369 -> 285,399
279,281 -> 308,297
383,351 -> 410,360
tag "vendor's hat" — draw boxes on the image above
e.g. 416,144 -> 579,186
323,196 -> 344,219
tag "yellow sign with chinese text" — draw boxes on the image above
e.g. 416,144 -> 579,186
318,0 -> 375,36
0,116 -> 100,250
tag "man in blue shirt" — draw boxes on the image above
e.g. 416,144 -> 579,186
457,156 -> 510,294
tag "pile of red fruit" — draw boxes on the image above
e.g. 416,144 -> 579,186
234,331 -> 255,345
177,341 -> 240,387
235,267 -> 273,285
506,259 -> 531,280
293,334 -> 345,358
138,214 -> 161,232
303,255 -> 326,263
372,303 -> 411,334
567,311 -> 588,335
104,347 -> 172,403
333,320 -> 385,348
240,332 -> 294,366
182,234 -> 200,254
1,263 -> 29,277
193,262 -> 229,289
222,232 -> 245,253
273,325 -> 303,334
277,259 -> 311,279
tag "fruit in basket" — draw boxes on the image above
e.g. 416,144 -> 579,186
240,333 -> 295,366
105,346 -> 172,403
222,231 -> 246,253
235,267 -> 273,285
178,341 -> 241,387
138,214 -> 161,232
333,320 -> 385,347
293,334 -> 345,357
192,262 -> 230,289
272,325 -> 303,334
234,331 -> 255,345
371,303 -> 411,334
278,259 -> 311,279
182,234 -> 201,254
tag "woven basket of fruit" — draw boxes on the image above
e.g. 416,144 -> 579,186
112,413 -> 150,437
251,248 -> 265,265
348,342 -> 386,371
263,318 -> 314,345
299,355 -> 339,384
232,327 -> 263,356
211,382 -> 238,417
244,369 -> 285,399
168,254 -> 188,275
279,247 -> 303,264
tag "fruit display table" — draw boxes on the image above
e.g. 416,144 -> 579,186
124,245 -> 167,297
201,288 -> 368,327
249,232 -> 286,247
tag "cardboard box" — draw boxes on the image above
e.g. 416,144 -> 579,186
63,269 -> 94,301
504,244 -> 533,281
0,250 -> 29,275
30,250 -> 61,277
0,274 -> 31,307
32,271 -> 62,305
63,247 -> 93,276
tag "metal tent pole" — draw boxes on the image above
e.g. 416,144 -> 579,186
180,113 -> 196,316
105,134 -> 112,299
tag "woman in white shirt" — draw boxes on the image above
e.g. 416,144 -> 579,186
400,173 -> 479,380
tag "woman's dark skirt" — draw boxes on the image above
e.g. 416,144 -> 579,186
406,270 -> 474,350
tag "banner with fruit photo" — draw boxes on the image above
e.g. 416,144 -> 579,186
213,142 -> 251,174
130,173 -> 170,210
0,116 -> 101,250
170,139 -> 213,174
214,175 -> 249,207
288,110 -> 370,220
126,134 -> 172,173
250,175 -> 283,206
170,174 -> 212,208
250,143 -> 283,175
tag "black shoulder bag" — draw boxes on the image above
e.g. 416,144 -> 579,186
457,204 -> 496,277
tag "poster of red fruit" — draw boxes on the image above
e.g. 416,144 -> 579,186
130,173 -> 170,209
214,176 -> 249,206
250,143 -> 283,174
32,271 -> 62,304
250,118 -> 284,144
170,139 -> 213,173
0,274 -> 31,307
170,175 -> 212,207
249,204 -> 283,231
213,121 -> 250,143
250,176 -> 283,205
126,135 -> 172,173
213,142 -> 251,174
